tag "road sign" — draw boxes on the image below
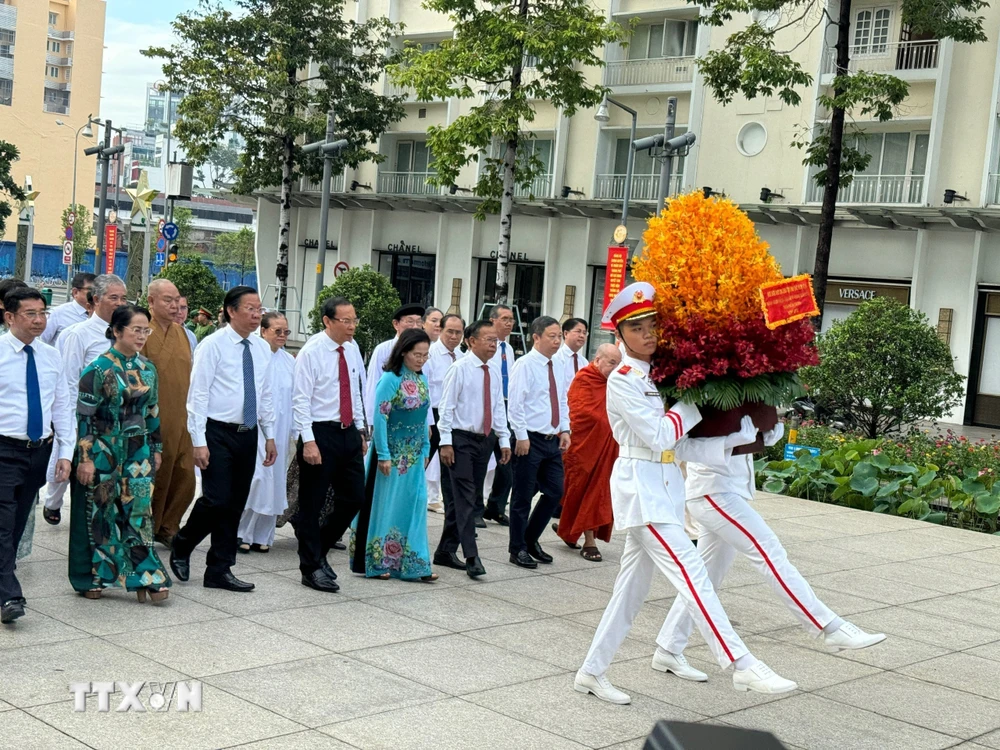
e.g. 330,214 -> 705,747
62,240 -> 73,266
67,212 -> 75,226
334,261 -> 350,278
158,218 -> 166,232
65,226 -> 73,241
783,444 -> 821,461
155,252 -> 165,266
156,237 -> 167,252
162,222 -> 180,241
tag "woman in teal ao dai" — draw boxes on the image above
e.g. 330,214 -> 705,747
68,305 -> 171,601
351,328 -> 437,581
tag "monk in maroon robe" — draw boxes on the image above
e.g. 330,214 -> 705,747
554,343 -> 622,561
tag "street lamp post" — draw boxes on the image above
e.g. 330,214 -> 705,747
303,113 -> 349,302
594,96 -> 637,225
57,116 -> 96,298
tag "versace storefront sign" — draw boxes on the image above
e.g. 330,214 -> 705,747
826,281 -> 910,306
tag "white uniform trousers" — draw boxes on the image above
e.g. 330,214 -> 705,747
42,449 -> 69,511
581,522 -> 749,676
658,492 -> 837,655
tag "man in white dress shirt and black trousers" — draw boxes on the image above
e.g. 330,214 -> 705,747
0,288 -> 75,624
171,286 -> 277,592
422,313 -> 465,510
434,319 -> 511,578
40,272 -> 94,345
482,304 -> 517,526
507,316 -> 571,569
293,297 -> 367,593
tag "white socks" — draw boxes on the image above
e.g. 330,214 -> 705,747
733,653 -> 759,671
822,616 -> 845,635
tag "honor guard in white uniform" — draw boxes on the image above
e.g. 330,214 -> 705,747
576,282 -> 798,704
653,429 -> 886,682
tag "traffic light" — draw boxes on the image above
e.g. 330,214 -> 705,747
167,244 -> 178,264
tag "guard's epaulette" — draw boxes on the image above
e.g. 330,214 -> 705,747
617,365 -> 632,375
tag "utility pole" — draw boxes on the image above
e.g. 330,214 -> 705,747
634,98 -> 697,218
86,120 -> 125,274
303,114 -> 349,302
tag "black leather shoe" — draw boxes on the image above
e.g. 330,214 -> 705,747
433,551 -> 465,570
528,542 -> 553,564
169,539 -> 190,582
204,572 -> 255,592
466,556 -> 486,578
43,507 -> 60,525
332,539 -> 347,551
1,598 -> 25,624
320,558 -> 339,580
482,506 -> 510,526
474,516 -> 487,529
509,550 -> 538,569
301,569 -> 340,593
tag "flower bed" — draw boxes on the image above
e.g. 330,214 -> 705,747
757,422 -> 1000,534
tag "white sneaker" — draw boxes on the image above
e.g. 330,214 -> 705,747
573,670 -> 631,705
732,661 -> 797,694
824,622 -> 887,653
651,649 -> 708,682
427,502 -> 444,513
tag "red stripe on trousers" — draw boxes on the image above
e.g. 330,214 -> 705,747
704,494 -> 823,631
646,524 -> 735,662
665,410 -> 681,439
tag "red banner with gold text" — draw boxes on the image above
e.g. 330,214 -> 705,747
602,246 -> 629,331
759,273 -> 820,329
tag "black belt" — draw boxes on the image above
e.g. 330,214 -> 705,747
453,429 -> 489,442
314,420 -> 354,430
528,431 -> 559,441
0,435 -> 53,450
207,418 -> 256,433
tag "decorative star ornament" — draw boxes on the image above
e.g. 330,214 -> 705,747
17,178 -> 39,217
125,170 -> 157,223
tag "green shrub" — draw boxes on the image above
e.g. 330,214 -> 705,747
152,258 -> 225,317
309,265 -> 401,360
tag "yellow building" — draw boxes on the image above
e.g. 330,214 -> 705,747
0,0 -> 105,249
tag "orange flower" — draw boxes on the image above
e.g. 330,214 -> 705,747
633,191 -> 784,329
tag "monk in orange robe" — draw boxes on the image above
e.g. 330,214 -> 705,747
554,343 -> 622,561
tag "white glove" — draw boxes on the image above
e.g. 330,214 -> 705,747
763,422 -> 785,447
723,415 -> 759,450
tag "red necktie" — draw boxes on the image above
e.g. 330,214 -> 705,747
338,346 -> 353,425
449,350 -> 456,362
548,360 -> 559,429
482,364 -> 492,435
573,352 -> 579,373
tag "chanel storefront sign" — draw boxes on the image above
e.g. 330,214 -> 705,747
826,281 -> 910,306
384,241 -> 423,254
302,239 -> 336,250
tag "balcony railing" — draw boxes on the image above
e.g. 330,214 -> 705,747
45,81 -> 71,92
0,5 -> 15,31
43,101 -> 70,115
986,174 -> 1000,206
807,174 -> 925,204
595,173 -> 684,202
604,56 -> 696,87
514,173 -> 552,199
377,171 -> 440,195
47,28 -> 75,41
46,54 -> 73,67
822,40 -> 940,76
299,173 -> 346,194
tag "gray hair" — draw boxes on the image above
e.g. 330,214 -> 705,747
423,306 -> 443,322
92,274 -> 126,300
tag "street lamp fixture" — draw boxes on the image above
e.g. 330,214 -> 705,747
760,187 -> 785,203
593,98 -> 611,123
560,186 -> 585,199
943,189 -> 968,204
593,95 -> 636,228
449,184 -> 474,195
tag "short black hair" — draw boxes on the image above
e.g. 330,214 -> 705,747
530,315 -> 560,339
384,328 -> 431,375
3,286 -> 45,315
440,313 -> 464,330
106,304 -> 150,341
562,317 -> 588,335
71,272 -> 97,290
488,304 -> 513,320
321,296 -> 352,322
223,286 -> 259,323
0,278 -> 28,311
466,319 -> 494,340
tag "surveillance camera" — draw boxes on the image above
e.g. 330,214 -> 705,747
632,134 -> 664,152
665,132 -> 696,151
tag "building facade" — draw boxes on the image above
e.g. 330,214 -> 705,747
0,0 -> 105,248
254,0 -> 1000,427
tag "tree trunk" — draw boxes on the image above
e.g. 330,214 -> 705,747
276,134 -> 294,314
494,0 -> 530,307
813,0 -> 853,326
125,223 -> 144,299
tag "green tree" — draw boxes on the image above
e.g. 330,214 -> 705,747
196,137 -> 241,189
801,297 -> 965,438
172,206 -> 196,255
310,265 -> 400,360
214,227 -> 257,284
153,258 -> 225,318
60,203 -> 94,267
0,140 -> 25,238
392,0 -> 626,304
695,0 -> 987,321
145,0 -> 405,312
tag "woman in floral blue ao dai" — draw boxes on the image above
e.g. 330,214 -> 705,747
351,328 -> 437,581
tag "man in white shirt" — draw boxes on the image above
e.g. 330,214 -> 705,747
434,319 -> 510,578
40,272 -> 95,345
422,313 -> 465,513
483,304 -> 517,526
554,317 -> 589,394
170,286 -> 277,593
41,273 -> 128,525
364,303 -> 424,425
506,316 -> 571,568
0,288 -> 75,624
292,296 -> 367,593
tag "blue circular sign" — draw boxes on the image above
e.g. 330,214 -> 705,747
162,222 -> 180,241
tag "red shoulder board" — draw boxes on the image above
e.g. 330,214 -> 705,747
617,365 -> 632,375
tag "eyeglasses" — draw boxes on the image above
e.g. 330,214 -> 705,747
268,328 -> 292,336
16,311 -> 49,321
333,317 -> 360,325
127,326 -> 153,336
240,306 -> 266,315
477,337 -> 499,344
408,352 -> 430,361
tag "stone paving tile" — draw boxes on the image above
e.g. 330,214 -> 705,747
974,728 -> 1000,749
821,529 -> 996,561
758,518 -> 855,543
849,606 -> 1000,650
168,571 -> 354,615
0,607 -> 90,650
899,652 -> 1000,701
782,510 -> 919,535
106,617 -> 330,677
904,594 -> 1000,632
726,580 -> 889,616
221,730 -> 359,749
552,562 -> 680,600
800,569 -> 943,606
319,697 -> 589,750
956,547 -> 1000,566
464,673 -> 704,748
956,585 -> 1000,606
471,575 -> 614,616
722,693 -> 961,750
349,633 -> 564,695
362,586 -> 545,632
817,672 -> 1000,740
765,624 -> 952,671
27,684 -> 304,750
566,601 -> 672,645
863,561 -> 996,595
204,654 -> 445,728
966,639 -> 1000,663
779,541 -> 897,575
0,709 -> 91,748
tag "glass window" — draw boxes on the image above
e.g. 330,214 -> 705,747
663,21 -> 687,58
628,26 -> 650,61
518,138 -> 553,172
396,141 -> 413,171
648,24 -> 665,58
0,78 -> 11,107
872,9 -> 891,52
881,133 -> 909,175
911,133 -> 929,175
48,12 -> 59,25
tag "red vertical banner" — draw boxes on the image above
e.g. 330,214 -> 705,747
601,246 -> 629,331
104,225 -> 118,275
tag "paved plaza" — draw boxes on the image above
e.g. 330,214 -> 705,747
3,493 -> 1000,750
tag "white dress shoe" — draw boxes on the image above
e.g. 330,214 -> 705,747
651,649 -> 708,682
824,622 -> 887,652
732,661 -> 797,694
574,670 -> 631,705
